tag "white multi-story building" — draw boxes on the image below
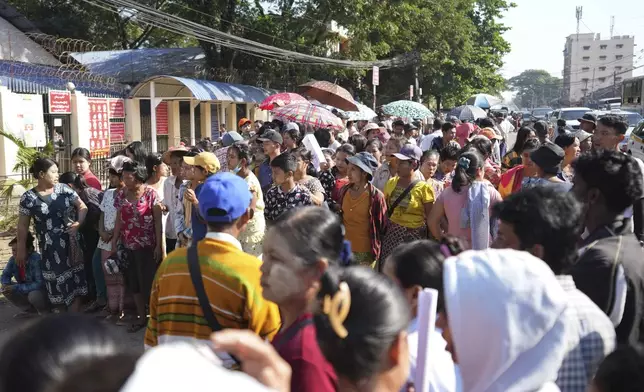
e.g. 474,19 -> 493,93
563,33 -> 634,105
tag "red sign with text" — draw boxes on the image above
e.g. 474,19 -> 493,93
109,122 -> 125,143
48,90 -> 71,114
87,98 -> 110,155
156,101 -> 168,136
109,99 -> 125,118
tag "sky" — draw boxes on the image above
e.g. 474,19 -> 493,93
501,0 -> 644,79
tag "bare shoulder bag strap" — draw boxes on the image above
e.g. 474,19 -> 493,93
187,243 -> 241,364
387,180 -> 420,218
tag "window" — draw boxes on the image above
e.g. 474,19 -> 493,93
615,66 -> 623,70
582,67 -> 590,72
617,44 -> 624,49
599,55 -> 607,60
583,46 -> 591,50
600,45 -> 607,49
599,77 -> 606,83
616,55 -> 624,60
599,66 -> 606,71
583,56 -> 590,61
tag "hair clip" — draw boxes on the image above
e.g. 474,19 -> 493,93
457,156 -> 471,170
323,282 -> 351,339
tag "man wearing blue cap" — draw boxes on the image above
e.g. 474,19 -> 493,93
146,172 -> 281,353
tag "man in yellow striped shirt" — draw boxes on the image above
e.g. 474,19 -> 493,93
145,172 -> 280,358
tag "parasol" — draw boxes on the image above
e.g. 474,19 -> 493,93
298,80 -> 358,111
448,105 -> 488,121
259,92 -> 308,111
466,93 -> 503,109
271,103 -> 344,130
382,100 -> 434,119
345,103 -> 378,122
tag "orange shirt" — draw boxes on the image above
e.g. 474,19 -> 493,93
342,190 -> 371,253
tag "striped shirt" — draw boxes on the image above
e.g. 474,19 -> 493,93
145,232 -> 281,353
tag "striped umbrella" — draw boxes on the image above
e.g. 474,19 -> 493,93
448,105 -> 488,121
259,92 -> 308,111
271,103 -> 344,130
382,100 -> 434,119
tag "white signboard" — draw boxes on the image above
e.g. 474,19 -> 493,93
16,94 -> 47,148
372,66 -> 380,86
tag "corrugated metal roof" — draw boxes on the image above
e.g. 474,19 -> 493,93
70,48 -> 206,84
131,75 -> 275,104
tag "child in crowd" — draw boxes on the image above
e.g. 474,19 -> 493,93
1,233 -> 47,317
264,153 -> 312,223
590,345 -> 644,392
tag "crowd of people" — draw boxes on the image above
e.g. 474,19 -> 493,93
1,111 -> 644,392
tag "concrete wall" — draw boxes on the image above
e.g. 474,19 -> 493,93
0,17 -> 60,66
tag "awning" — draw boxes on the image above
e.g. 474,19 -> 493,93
130,75 -> 276,104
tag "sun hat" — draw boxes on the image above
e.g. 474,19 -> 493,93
183,152 -> 221,174
574,130 -> 592,143
479,127 -> 503,141
393,144 -> 423,161
577,113 -> 597,126
347,152 -> 379,178
162,146 -> 189,164
198,172 -> 252,224
109,155 -> 132,172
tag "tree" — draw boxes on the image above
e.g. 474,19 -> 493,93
507,69 -> 563,109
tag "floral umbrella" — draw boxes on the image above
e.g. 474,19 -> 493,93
271,103 -> 344,130
259,92 -> 308,111
298,80 -> 358,111
448,105 -> 488,121
382,100 -> 434,119
345,103 -> 378,121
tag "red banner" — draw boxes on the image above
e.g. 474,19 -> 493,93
109,99 -> 125,118
109,122 -> 125,143
88,98 -> 110,155
48,90 -> 71,114
156,101 -> 168,136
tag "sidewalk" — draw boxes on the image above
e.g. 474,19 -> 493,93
0,296 -> 145,350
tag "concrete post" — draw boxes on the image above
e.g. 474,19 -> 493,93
70,91 -> 90,150
125,99 -> 141,143
199,102 -> 211,140
167,100 -> 181,147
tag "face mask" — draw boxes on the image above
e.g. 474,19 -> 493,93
231,164 -> 242,174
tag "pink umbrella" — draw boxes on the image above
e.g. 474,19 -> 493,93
259,92 -> 308,111
271,103 -> 344,130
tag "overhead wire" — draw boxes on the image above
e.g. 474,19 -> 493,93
80,0 -> 413,69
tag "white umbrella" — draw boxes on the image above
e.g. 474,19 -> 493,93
448,105 -> 488,121
345,103 -> 378,121
466,94 -> 503,109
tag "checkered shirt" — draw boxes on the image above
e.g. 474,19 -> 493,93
556,275 -> 616,392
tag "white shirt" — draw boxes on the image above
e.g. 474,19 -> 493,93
406,317 -> 462,392
98,189 -> 118,251
420,130 -> 442,151
328,139 -> 341,151
163,176 -> 185,239
498,120 -> 515,140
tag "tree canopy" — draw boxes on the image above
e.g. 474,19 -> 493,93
507,69 -> 563,109
8,0 -> 514,109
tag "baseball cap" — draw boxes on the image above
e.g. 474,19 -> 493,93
392,119 -> 405,127
479,128 -> 503,141
530,142 -> 564,171
238,118 -> 251,128
405,123 -> 418,131
162,146 -> 189,164
393,144 -> 422,161
347,152 -> 379,178
198,172 -> 252,223
258,129 -> 283,144
577,113 -> 597,125
222,131 -> 244,147
574,130 -> 592,143
184,152 -> 221,174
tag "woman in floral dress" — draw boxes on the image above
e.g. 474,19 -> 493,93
227,142 -> 265,257
111,160 -> 163,332
17,158 -> 89,312
292,147 -> 326,206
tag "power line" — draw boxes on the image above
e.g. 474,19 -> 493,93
81,0 -> 414,69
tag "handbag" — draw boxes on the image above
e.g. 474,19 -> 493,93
187,243 -> 241,366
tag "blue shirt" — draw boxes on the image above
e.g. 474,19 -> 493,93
191,183 -> 207,242
258,159 -> 273,193
1,252 -> 43,294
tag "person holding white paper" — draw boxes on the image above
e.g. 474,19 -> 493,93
384,239 -> 462,392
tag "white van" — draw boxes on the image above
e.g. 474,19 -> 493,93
549,107 -> 591,130
626,120 -> 644,161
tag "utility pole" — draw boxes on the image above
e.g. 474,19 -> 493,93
576,6 -> 583,41
414,65 -> 420,103
591,68 -> 596,102
613,69 -> 617,97
610,16 -> 615,38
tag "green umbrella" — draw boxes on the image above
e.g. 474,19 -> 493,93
382,100 -> 434,119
